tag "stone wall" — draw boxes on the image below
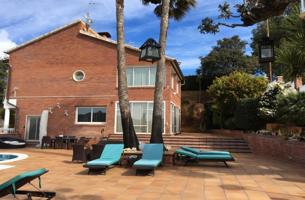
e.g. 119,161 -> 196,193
243,134 -> 305,164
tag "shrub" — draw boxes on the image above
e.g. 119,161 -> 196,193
258,85 -> 282,122
234,98 -> 265,131
208,72 -> 268,126
277,92 -> 305,126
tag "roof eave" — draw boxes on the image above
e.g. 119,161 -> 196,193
5,19 -> 82,54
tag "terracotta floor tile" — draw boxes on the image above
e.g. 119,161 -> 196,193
0,148 -> 304,200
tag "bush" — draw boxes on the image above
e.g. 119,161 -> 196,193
234,98 -> 265,131
277,92 -> 305,126
258,85 -> 282,122
208,72 -> 268,127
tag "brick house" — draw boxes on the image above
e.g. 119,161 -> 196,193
2,20 -> 183,141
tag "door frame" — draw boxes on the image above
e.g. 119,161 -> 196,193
25,115 -> 41,141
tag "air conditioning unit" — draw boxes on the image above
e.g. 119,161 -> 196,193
300,0 -> 305,18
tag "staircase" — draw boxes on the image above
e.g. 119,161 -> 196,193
108,134 -> 251,153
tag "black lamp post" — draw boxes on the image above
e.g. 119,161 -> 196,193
258,37 -> 275,63
139,38 -> 161,62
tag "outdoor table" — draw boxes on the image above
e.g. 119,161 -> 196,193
121,150 -> 176,166
52,136 -> 78,149
121,151 -> 142,167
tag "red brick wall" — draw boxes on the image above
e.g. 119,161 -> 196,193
244,134 -> 305,165
8,22 -> 181,138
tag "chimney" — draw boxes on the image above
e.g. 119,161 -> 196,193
295,77 -> 303,90
98,32 -> 111,39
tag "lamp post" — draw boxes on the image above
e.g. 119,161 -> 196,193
139,38 -> 161,62
301,0 -> 305,18
259,19 -> 275,81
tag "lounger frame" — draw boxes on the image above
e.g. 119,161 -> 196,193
175,151 -> 235,168
0,169 -> 55,200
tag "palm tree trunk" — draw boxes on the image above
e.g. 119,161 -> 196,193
150,0 -> 170,143
116,0 -> 139,148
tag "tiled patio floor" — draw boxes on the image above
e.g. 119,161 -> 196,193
1,148 -> 305,200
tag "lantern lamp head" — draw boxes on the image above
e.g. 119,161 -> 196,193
258,37 -> 275,63
139,38 -> 161,62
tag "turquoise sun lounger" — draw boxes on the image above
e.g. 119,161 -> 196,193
175,148 -> 235,168
181,146 -> 231,155
133,143 -> 163,175
0,168 -> 55,199
84,144 -> 124,174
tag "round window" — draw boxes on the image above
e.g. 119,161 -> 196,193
73,70 -> 85,82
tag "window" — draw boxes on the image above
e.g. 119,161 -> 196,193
171,104 -> 181,133
73,70 -> 85,82
126,66 -> 156,87
76,107 -> 106,124
115,102 -> 164,133
171,74 -> 175,89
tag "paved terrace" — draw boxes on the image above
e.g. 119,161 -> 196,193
1,148 -> 305,200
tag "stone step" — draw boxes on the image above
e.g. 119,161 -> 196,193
108,134 -> 251,153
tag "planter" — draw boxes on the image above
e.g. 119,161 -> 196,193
243,134 -> 305,165
266,123 -> 304,134
266,123 -> 284,132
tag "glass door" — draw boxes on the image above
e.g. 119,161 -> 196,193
26,116 -> 41,141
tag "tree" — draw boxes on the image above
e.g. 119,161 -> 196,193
198,0 -> 298,34
198,36 -> 258,79
116,0 -> 139,148
208,72 -> 268,127
276,5 -> 305,82
142,0 -> 196,143
250,4 -> 297,76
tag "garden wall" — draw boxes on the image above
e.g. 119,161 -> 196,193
243,134 -> 305,165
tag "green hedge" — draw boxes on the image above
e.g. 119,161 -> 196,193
277,92 -> 305,126
234,98 -> 265,131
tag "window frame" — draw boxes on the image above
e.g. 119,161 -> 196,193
114,101 -> 166,134
73,70 -> 86,82
170,103 -> 181,134
126,66 -> 157,88
75,106 -> 107,125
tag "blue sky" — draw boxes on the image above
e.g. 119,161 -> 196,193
0,0 -> 256,75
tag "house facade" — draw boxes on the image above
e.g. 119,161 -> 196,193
2,20 -> 183,141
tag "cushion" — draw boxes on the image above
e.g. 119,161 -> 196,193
133,159 -> 161,168
196,154 -> 234,160
181,146 -> 230,155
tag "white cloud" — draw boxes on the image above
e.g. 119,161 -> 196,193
0,30 -> 17,59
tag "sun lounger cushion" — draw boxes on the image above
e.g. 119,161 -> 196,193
86,144 -> 124,167
176,149 -> 197,158
176,149 -> 234,161
0,168 -> 47,197
133,144 -> 163,169
181,146 -> 230,155
133,159 -> 161,168
196,154 -> 234,160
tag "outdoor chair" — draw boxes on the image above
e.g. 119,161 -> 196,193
72,144 -> 88,163
0,168 -> 56,200
133,143 -> 164,176
77,137 -> 90,145
41,136 -> 52,149
175,148 -> 235,168
83,144 -> 124,174
54,137 -> 64,149
90,144 -> 105,160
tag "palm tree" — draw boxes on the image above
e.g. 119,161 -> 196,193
141,0 -> 197,143
116,0 -> 139,148
276,5 -> 305,87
